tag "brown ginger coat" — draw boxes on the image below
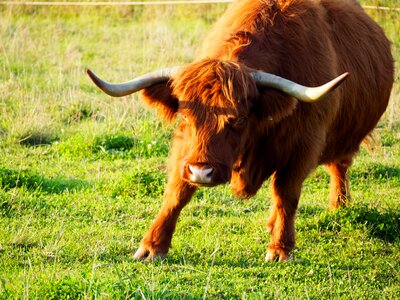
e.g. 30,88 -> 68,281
134,0 -> 394,261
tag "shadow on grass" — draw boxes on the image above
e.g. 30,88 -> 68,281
0,168 -> 88,194
19,131 -> 59,147
298,205 -> 325,217
351,163 -> 400,181
315,204 -> 400,242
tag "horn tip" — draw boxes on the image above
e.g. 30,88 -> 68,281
86,68 -> 96,81
339,72 -> 350,82
335,71 -> 350,86
86,68 -> 104,91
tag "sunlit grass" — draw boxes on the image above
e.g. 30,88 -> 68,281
0,2 -> 399,299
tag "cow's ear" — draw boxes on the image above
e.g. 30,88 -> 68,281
256,89 -> 298,123
141,82 -> 179,121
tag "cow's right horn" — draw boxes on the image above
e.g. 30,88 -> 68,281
86,67 -> 180,97
251,71 -> 349,102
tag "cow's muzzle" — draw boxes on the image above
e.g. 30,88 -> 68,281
188,165 -> 214,184
182,163 -> 230,186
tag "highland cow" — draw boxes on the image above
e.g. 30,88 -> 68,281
87,0 -> 394,261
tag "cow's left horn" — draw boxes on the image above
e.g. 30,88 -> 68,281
86,67 -> 180,97
251,71 -> 349,102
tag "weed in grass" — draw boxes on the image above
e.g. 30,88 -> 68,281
93,134 -> 136,154
112,167 -> 166,199
64,101 -> 103,124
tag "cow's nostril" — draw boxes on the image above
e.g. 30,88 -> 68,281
188,165 -> 214,184
206,168 -> 214,176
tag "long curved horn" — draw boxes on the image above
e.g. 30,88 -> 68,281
86,67 -> 180,97
251,71 -> 349,102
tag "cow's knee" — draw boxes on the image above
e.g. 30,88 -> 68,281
266,208 -> 277,233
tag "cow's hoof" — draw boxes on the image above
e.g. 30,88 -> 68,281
133,246 -> 167,262
265,248 -> 293,262
133,246 -> 149,260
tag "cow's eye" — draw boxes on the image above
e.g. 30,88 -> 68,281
227,116 -> 247,128
236,116 -> 247,126
227,117 -> 236,126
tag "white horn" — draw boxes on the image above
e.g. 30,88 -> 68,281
86,67 -> 181,97
251,71 -> 349,102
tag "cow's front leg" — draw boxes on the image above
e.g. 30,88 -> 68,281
134,175 -> 196,261
266,171 -> 302,262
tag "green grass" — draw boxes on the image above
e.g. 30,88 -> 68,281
0,1 -> 399,299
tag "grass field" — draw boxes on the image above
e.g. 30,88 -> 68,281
0,1 -> 399,299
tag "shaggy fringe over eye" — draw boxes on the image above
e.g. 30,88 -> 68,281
172,59 -> 259,113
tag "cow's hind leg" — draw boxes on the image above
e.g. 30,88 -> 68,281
134,174 -> 196,261
326,156 -> 353,209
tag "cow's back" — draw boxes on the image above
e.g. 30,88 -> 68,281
198,0 -> 394,162
319,0 -> 394,161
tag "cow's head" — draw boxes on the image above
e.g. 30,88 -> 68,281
87,59 -> 348,186
169,60 -> 258,186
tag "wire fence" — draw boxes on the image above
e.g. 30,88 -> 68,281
0,1 -> 399,11
0,1 -> 231,5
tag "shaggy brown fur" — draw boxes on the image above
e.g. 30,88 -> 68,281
136,0 -> 394,261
